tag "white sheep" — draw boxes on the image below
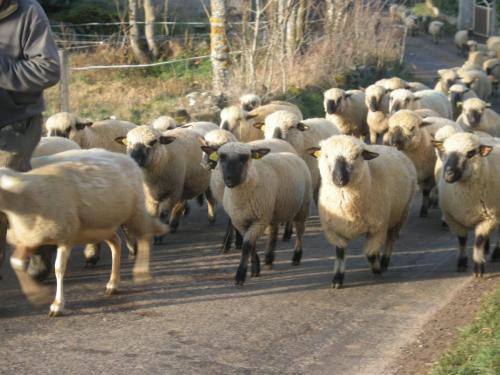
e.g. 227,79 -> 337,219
323,88 -> 368,139
457,98 -> 500,137
180,121 -> 219,137
432,132 -> 500,275
389,89 -> 453,119
150,116 -> 177,132
117,126 -> 213,239
384,110 -> 451,217
201,142 -> 311,285
261,110 -> 339,204
428,20 -> 444,43
239,93 -> 261,112
448,83 -> 478,120
3,149 -> 166,316
454,30 -> 471,56
483,58 -> 500,96
375,77 -> 409,92
407,81 -> 430,92
434,69 -> 459,94
365,84 -> 390,144
32,136 -> 81,158
467,51 -> 490,68
458,69 -> 492,100
45,112 -> 136,153
308,135 -> 416,288
487,36 -> 500,50
467,40 -> 488,54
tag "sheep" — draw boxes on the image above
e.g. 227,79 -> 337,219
180,121 -> 219,137
432,132 -> 500,275
456,98 -> 500,137
483,58 -> 500,96
375,77 -> 408,92
308,135 -> 416,288
467,40 -> 488,53
45,112 -> 137,153
365,84 -> 390,144
404,15 -> 419,36
454,30 -> 471,56
428,21 -> 445,43
32,136 -> 81,158
3,149 -> 166,316
487,36 -> 500,50
460,61 -> 483,72
239,93 -> 261,112
151,116 -> 177,132
448,83 -> 478,120
117,126 -> 213,239
407,82 -> 430,92
389,89 -> 453,119
384,110 -> 448,217
458,69 -> 492,100
200,141 -> 312,285
260,110 -> 339,204
467,51 -> 490,67
323,88 -> 368,139
434,69 -> 459,94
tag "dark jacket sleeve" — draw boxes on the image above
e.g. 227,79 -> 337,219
0,3 -> 60,92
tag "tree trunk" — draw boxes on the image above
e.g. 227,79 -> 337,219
325,0 -> 334,34
210,0 -> 230,98
286,2 -> 297,58
295,0 -> 307,48
144,0 -> 159,59
129,0 -> 150,63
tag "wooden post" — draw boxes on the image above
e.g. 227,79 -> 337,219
58,49 -> 70,112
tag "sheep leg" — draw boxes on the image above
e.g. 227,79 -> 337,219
282,221 -> 293,242
83,242 -> 101,267
250,244 -> 260,277
220,219 -> 234,254
235,230 -> 243,249
104,233 -> 121,295
121,226 -> 138,259
205,188 -> 217,224
364,232 -> 385,275
381,227 -> 399,272
133,237 -> 152,284
332,247 -> 345,289
492,228 -> 500,262
457,236 -> 468,271
419,188 -> 431,218
49,245 -> 71,317
369,130 -> 378,145
292,220 -> 305,266
264,224 -> 279,268
10,245 -> 51,305
168,200 -> 186,233
485,237 -> 490,255
235,224 -> 265,286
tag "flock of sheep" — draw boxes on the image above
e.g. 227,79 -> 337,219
4,20 -> 500,317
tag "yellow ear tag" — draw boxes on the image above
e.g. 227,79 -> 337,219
253,153 -> 262,160
122,138 -> 128,146
209,152 -> 219,162
261,125 -> 266,131
313,150 -> 321,158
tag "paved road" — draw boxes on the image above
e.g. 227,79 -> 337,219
0,34 -> 499,375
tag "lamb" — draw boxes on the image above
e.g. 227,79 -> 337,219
308,135 -> 416,288
432,132 -> 500,275
239,93 -> 261,112
458,69 -> 492,100
389,89 -> 453,119
454,30 -> 471,56
117,126 -> 213,238
385,110 -> 449,217
428,20 -> 444,43
323,88 -> 368,139
45,112 -> 137,153
365,84 -> 390,144
200,142 -> 312,285
434,69 -> 459,94
261,110 -> 339,203
32,136 -> 81,158
456,98 -> 500,137
448,83 -> 478,120
151,116 -> 177,132
3,149 -> 166,316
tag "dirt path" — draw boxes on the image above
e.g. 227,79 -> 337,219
1,34 -> 499,375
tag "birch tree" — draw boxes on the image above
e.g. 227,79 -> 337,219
129,0 -> 150,63
210,0 -> 230,97
144,0 -> 159,59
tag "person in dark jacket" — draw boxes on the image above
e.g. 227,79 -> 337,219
0,0 -> 60,280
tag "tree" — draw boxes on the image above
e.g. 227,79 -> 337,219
144,0 -> 159,59
128,0 -> 151,63
210,0 -> 230,98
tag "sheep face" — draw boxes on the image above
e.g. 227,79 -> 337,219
462,98 -> 491,128
385,110 -> 426,150
437,69 -> 458,93
45,112 -> 93,139
263,111 -> 307,151
215,143 -> 270,188
323,88 -> 352,115
389,89 -> 417,114
448,84 -> 470,108
117,126 -> 175,168
239,94 -> 261,112
467,40 -> 478,52
365,85 -> 387,112
311,135 -> 378,188
432,133 -> 493,183
220,106 -> 245,134
200,129 -> 237,169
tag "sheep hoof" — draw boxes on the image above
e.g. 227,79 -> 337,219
441,220 -> 449,228
491,247 -> 500,262
291,250 -> 302,266
48,310 -> 64,318
264,252 -> 274,266
235,265 -> 247,285
380,256 -> 390,272
457,257 -> 468,272
133,270 -> 152,285
48,303 -> 64,317
105,287 -> 118,296
473,262 -> 485,278
84,254 -> 100,268
332,272 -> 344,289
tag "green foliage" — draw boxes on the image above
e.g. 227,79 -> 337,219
277,86 -> 325,118
431,288 -> 500,375
46,0 -> 118,24
434,0 -> 459,16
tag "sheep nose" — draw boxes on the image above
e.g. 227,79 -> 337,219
332,158 -> 349,187
326,100 -> 337,114
272,127 -> 282,139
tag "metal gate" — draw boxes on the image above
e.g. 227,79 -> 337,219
474,0 -> 493,36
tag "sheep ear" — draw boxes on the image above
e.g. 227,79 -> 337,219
485,102 -> 492,108
0,175 -> 26,194
457,101 -> 463,108
345,92 -> 353,98
75,119 -> 93,130
413,96 -> 421,101
296,122 -> 310,131
201,145 -> 216,155
180,124 -> 193,129
220,120 -> 229,130
159,136 -> 176,145
479,145 -> 493,157
115,136 -> 128,146
385,88 -> 392,93
253,123 -> 265,130
419,120 -> 434,128
361,150 -> 379,160
431,140 -> 445,153
306,147 -> 321,158
245,113 -> 258,120
251,148 -> 271,160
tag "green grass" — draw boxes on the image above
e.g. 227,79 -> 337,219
430,287 -> 500,375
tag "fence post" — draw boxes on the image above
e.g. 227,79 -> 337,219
58,49 -> 70,112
